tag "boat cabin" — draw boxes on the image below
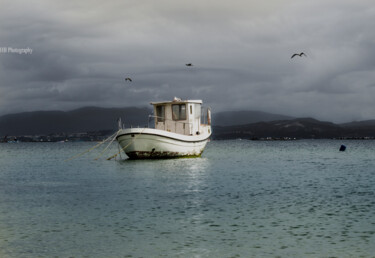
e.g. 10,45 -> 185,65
151,98 -> 209,136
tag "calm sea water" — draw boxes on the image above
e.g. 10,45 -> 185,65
0,140 -> 374,257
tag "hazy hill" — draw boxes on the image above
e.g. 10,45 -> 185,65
0,107 -> 296,136
0,107 -> 151,136
340,120 -> 375,127
2,107 -> 375,139
338,119 -> 375,138
213,118 -> 375,139
212,110 -> 294,126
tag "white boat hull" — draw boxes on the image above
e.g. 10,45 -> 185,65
116,128 -> 210,159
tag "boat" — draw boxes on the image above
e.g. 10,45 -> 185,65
116,97 -> 212,159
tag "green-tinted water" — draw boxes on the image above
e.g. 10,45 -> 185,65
0,140 -> 374,257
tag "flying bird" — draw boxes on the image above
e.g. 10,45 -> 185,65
125,77 -> 132,82
185,63 -> 193,67
291,52 -> 307,59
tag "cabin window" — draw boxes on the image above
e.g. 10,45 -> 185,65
172,104 -> 186,120
190,105 -> 193,115
194,104 -> 201,119
156,105 -> 165,122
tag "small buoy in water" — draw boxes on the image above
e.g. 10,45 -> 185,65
339,145 -> 346,151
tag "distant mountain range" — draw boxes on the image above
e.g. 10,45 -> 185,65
1,106 -> 375,139
212,110 -> 294,126
213,118 -> 375,139
0,107 -> 151,136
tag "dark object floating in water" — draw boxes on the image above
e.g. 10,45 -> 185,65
339,145 -> 346,151
125,77 -> 132,82
185,63 -> 193,66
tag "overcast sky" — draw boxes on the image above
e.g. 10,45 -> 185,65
1,0 -> 374,122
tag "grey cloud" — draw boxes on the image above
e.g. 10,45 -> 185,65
1,0 -> 375,122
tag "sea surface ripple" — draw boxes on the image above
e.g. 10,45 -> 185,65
0,140 -> 374,257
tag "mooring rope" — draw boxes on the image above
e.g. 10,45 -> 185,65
64,130 -> 120,162
117,142 -> 122,160
94,130 -> 120,160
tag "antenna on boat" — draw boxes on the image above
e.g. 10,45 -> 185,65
117,117 -> 123,130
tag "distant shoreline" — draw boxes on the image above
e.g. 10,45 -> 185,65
2,136 -> 375,143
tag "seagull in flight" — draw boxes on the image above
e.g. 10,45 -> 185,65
291,52 -> 307,59
185,63 -> 193,67
125,77 -> 132,82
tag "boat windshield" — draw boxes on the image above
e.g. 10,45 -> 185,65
172,104 -> 186,120
194,104 -> 201,119
156,105 -> 165,122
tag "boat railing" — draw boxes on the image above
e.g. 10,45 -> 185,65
118,106 -> 211,131
148,115 -> 193,129
149,115 -> 194,135
201,106 -> 211,126
148,107 -> 211,128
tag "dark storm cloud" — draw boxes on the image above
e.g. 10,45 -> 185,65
1,0 -> 375,122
